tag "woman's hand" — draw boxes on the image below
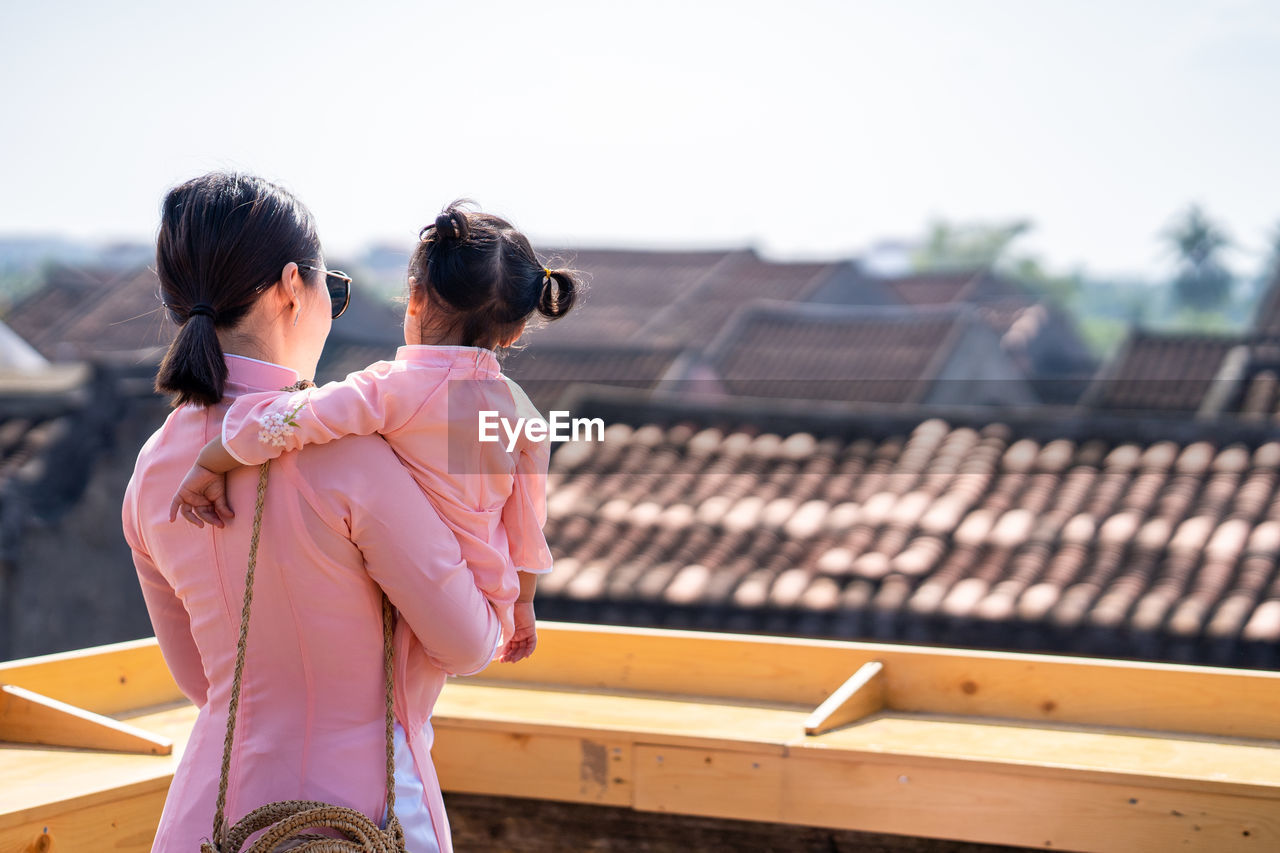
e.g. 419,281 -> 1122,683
169,464 -> 235,528
499,602 -> 537,663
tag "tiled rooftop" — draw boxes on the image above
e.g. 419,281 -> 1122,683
877,268 -> 1028,307
1254,269 -> 1280,336
5,266 -> 172,362
531,248 -> 739,345
536,397 -> 1280,668
499,344 -> 685,413
637,253 -> 845,346
1087,330 -> 1239,414
693,303 -> 980,405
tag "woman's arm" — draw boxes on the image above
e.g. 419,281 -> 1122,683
221,361 -> 437,466
124,480 -> 210,706
131,548 -> 210,707
342,436 -> 502,675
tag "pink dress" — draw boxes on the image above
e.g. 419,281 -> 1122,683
217,345 -> 554,647
123,354 -> 500,852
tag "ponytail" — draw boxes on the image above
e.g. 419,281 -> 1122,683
155,311 -> 227,407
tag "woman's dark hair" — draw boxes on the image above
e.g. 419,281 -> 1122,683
410,200 -> 582,349
154,171 -> 322,407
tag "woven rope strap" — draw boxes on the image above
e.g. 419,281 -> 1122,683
202,381 -> 404,852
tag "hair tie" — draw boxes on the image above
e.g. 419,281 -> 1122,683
542,268 -> 552,287
188,303 -> 217,321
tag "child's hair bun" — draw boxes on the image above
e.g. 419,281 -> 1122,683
433,205 -> 470,242
538,268 -> 579,319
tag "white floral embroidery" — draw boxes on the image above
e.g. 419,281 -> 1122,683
257,398 -> 307,448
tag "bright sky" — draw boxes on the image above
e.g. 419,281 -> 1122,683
2,0 -> 1277,278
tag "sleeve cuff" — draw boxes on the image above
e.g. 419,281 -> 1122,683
514,563 -> 553,576
220,420 -> 255,467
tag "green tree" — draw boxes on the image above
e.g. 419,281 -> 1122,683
910,218 -> 1082,311
1163,205 -> 1233,312
910,219 -> 1032,271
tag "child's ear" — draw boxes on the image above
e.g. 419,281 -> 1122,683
406,279 -> 429,317
499,320 -> 527,348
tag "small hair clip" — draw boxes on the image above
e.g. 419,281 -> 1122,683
542,267 -> 552,287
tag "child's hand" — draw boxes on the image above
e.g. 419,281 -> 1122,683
500,602 -> 537,663
169,464 -> 234,528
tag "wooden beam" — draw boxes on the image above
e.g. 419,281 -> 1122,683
0,638 -> 183,716
470,623 -> 1280,741
804,660 -> 885,736
0,685 -> 172,755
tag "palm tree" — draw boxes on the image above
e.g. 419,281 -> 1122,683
1163,205 -> 1232,312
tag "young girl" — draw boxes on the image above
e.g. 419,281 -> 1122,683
170,200 -> 581,663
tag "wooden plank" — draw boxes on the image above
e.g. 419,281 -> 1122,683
804,660 -> 885,736
780,753 -> 1279,853
434,682 -> 805,755
473,623 -> 1280,740
877,651 -> 1280,742
0,705 -> 189,830
633,744 -> 784,824
469,623 -> 858,707
0,640 -> 182,717
0,787 -> 165,853
800,715 -> 1280,798
631,744 -> 1279,852
434,729 -> 633,807
0,686 -> 172,755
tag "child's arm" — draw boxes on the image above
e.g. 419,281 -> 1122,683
168,437 -> 242,527
171,360 -> 431,527
501,438 -> 554,575
497,436 -> 552,664
500,571 -> 539,663
220,361 -> 432,467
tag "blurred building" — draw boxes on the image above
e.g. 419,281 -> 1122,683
2,253 -> 1276,673
1084,268 -> 1280,419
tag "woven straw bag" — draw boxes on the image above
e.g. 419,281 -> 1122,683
199,454 -> 408,852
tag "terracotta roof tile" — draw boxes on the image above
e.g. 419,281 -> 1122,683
538,400 -> 1280,668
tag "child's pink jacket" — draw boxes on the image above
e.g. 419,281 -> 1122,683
123,355 -> 500,852
219,345 -> 553,646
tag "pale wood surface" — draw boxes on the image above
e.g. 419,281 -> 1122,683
634,746 -> 1278,852
0,641 -> 182,717
0,703 -> 191,830
435,682 -> 807,754
4,625 -> 1280,853
434,729 -> 634,806
0,686 -> 171,756
779,753 -> 1277,853
470,623 -> 1280,741
804,660 -> 885,736
802,714 -> 1280,797
0,787 -> 167,853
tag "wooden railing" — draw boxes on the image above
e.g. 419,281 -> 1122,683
3,624 -> 1278,852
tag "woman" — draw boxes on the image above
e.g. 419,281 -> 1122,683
122,172 -> 498,852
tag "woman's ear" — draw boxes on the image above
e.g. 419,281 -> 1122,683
267,262 -> 302,310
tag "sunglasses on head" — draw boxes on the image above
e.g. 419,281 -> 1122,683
297,264 -> 352,319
